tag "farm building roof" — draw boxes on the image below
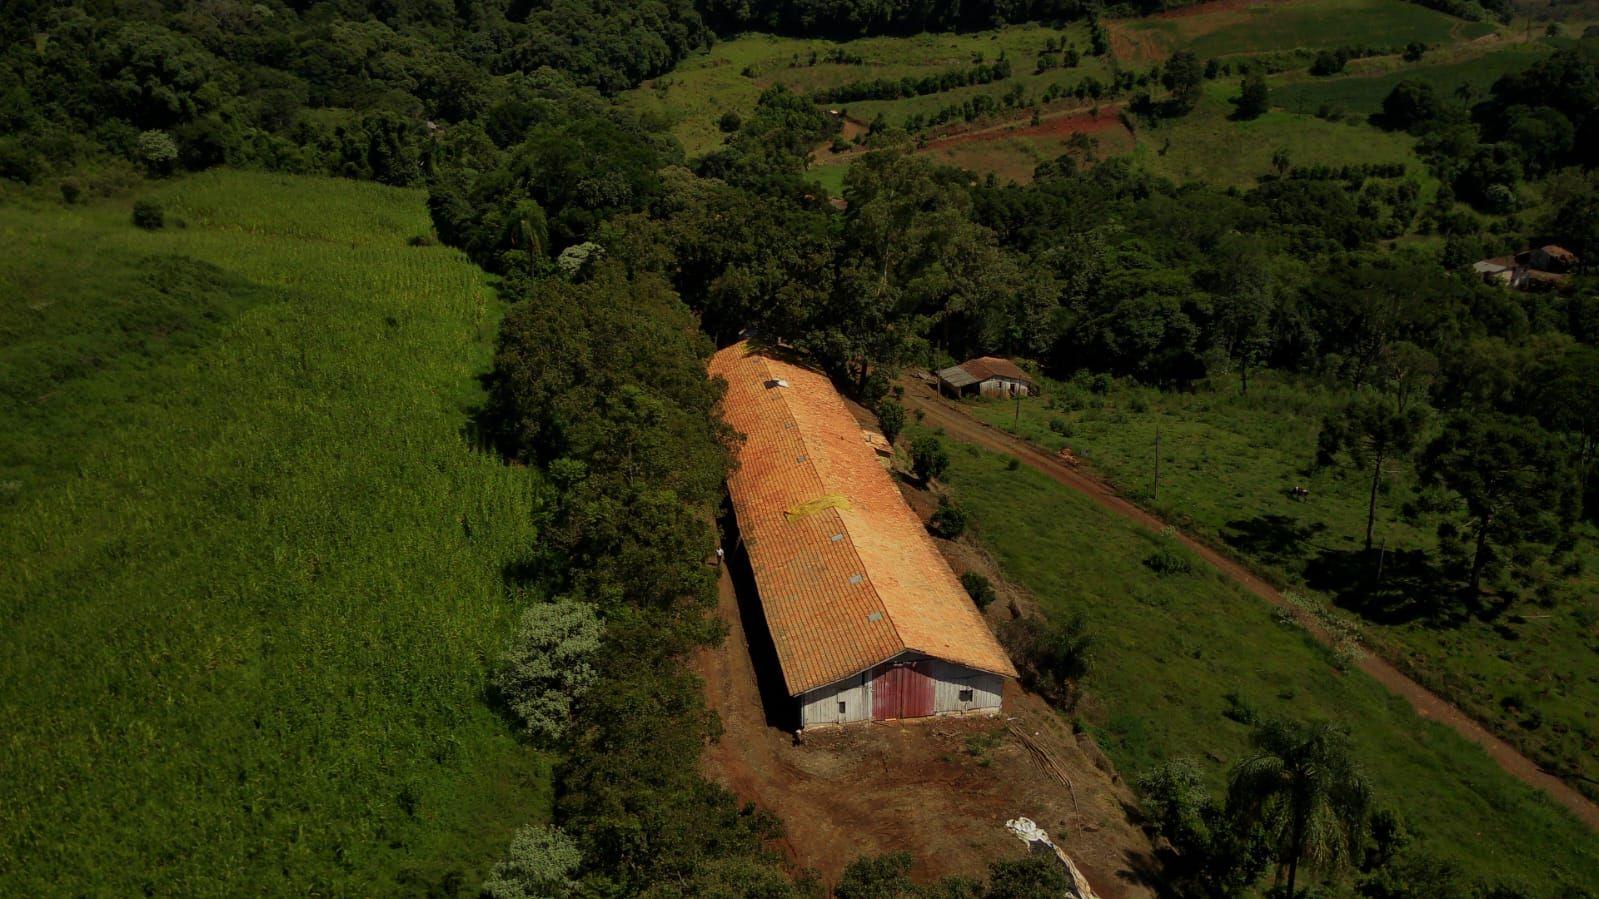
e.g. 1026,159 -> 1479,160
1539,244 -> 1578,261
710,341 -> 1018,696
938,356 -> 1035,388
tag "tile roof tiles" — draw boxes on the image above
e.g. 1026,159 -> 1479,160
711,341 -> 1018,696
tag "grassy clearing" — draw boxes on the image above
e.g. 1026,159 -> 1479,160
624,25 -> 1115,156
1274,39 -> 1554,116
0,172 -> 550,895
1129,79 -> 1425,188
921,425 -> 1599,892
1110,0 -> 1489,63
626,0 -> 1511,188
957,370 -> 1599,803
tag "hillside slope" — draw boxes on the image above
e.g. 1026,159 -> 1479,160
0,173 -> 548,895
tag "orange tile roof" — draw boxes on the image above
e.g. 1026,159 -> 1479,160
710,341 -> 1018,696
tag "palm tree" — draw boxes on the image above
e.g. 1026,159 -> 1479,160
1228,719 -> 1371,898
499,199 -> 548,277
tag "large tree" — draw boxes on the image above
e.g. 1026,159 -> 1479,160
1417,413 -> 1576,597
1228,720 -> 1372,899
1317,394 -> 1429,552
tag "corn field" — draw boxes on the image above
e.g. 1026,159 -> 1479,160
0,172 -> 550,895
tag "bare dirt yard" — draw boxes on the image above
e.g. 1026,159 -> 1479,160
696,490 -> 1161,894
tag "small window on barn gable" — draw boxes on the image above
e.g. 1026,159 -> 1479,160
838,700 -> 847,714
959,688 -> 974,702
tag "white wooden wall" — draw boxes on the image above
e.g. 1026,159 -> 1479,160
926,660 -> 1004,715
799,672 -> 871,727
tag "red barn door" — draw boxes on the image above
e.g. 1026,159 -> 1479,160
871,661 -> 937,720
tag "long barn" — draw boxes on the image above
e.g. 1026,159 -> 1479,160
710,341 -> 1017,729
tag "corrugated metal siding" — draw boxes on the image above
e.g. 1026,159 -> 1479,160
978,378 -> 1031,398
800,673 -> 871,727
801,655 -> 1002,726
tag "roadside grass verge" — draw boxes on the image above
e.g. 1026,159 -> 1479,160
921,426 -> 1599,892
0,172 -> 550,895
958,369 -> 1599,805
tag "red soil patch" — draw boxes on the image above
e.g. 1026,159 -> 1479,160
920,107 -> 1126,152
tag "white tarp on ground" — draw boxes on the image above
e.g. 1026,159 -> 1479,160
1005,817 -> 1101,899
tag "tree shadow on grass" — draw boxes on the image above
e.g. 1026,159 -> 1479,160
1221,514 -> 1327,570
1304,547 -> 1468,628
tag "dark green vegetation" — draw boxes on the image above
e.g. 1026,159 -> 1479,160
925,430 -> 1599,893
0,173 -> 550,893
4,0 -> 1599,895
965,361 -> 1599,808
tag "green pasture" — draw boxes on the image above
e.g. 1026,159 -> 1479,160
624,24 -> 1112,156
1274,39 -> 1555,116
1111,0 -> 1493,63
0,172 -> 551,894
925,426 -> 1599,893
1130,79 -> 1426,188
958,369 -> 1599,804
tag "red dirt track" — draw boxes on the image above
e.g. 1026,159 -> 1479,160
901,377 -> 1599,833
919,107 -> 1126,151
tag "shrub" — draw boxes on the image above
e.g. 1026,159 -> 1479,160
717,110 -> 742,133
132,200 -> 165,230
928,495 -> 967,539
875,399 -> 906,445
961,571 -> 997,609
59,180 -> 82,205
1144,547 -> 1193,576
911,435 -> 950,483
482,825 -> 581,899
1048,417 -> 1074,438
135,130 -> 179,176
492,597 -> 603,743
1004,613 -> 1093,707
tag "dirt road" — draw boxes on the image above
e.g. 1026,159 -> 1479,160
903,378 -> 1599,832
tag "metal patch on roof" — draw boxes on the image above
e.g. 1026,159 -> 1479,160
765,378 -> 790,389
830,533 -> 844,542
848,574 -> 863,585
867,612 -> 883,622
796,454 -> 807,462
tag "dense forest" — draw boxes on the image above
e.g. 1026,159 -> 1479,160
4,0 -> 1598,895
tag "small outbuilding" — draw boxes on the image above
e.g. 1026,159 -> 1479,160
937,356 -> 1037,398
711,342 -> 1018,730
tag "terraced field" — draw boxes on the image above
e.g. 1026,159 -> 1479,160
627,0 -> 1517,188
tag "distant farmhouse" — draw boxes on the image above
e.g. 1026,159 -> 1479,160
711,342 -> 1017,730
1473,244 -> 1581,291
936,356 -> 1037,398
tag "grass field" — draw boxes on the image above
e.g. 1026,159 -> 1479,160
1274,39 -> 1554,116
0,173 -> 551,894
625,24 -> 1116,157
1109,0 -> 1491,63
923,426 -> 1599,893
1130,78 -> 1427,188
957,370 -> 1599,804
624,0 -> 1516,188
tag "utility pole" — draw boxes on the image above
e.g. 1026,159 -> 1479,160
1153,424 -> 1161,504
1013,389 -> 1022,431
